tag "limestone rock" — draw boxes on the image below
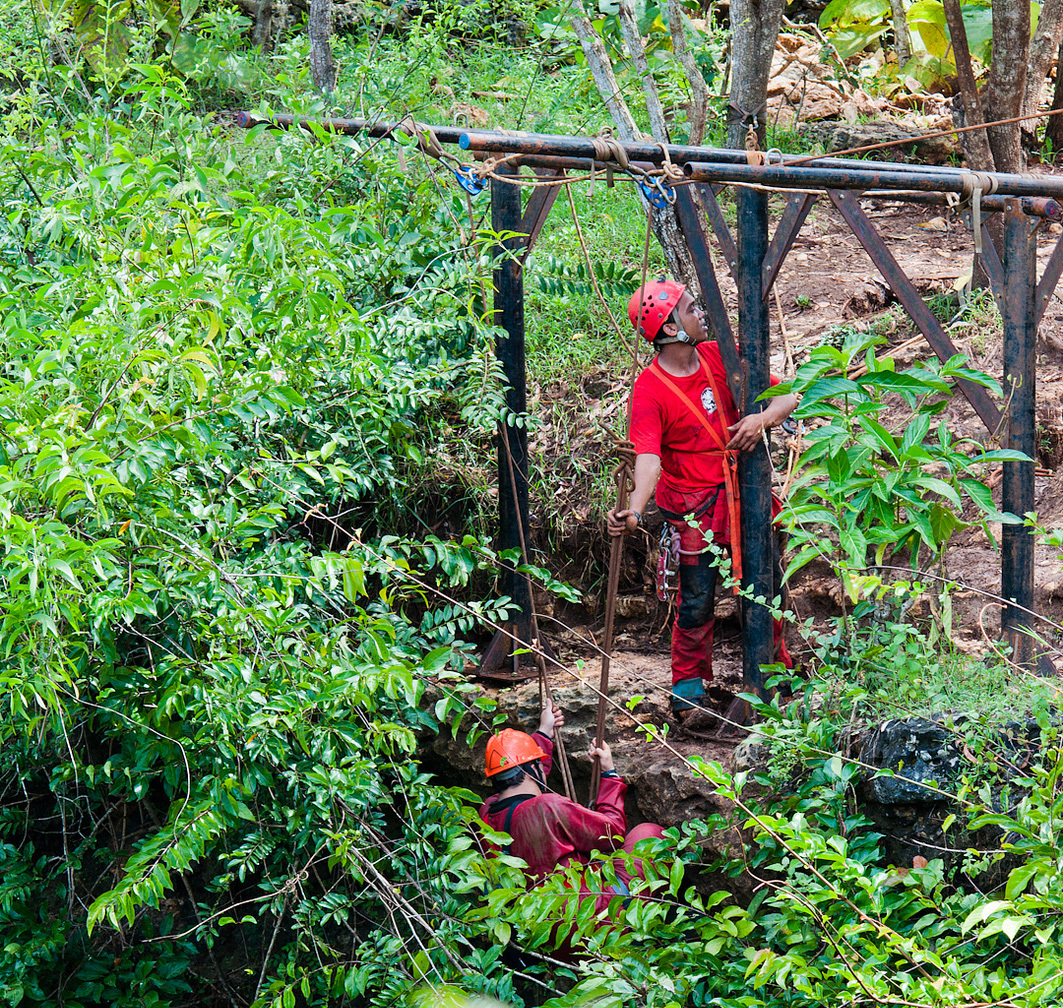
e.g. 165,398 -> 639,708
730,733 -> 772,774
624,757 -> 730,828
858,716 -> 963,803
799,120 -> 960,165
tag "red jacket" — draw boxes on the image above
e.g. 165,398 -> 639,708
478,734 -> 631,914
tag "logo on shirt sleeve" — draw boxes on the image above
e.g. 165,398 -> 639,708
700,387 -> 717,416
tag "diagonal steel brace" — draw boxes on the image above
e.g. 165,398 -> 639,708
828,189 -> 1003,436
762,194 -> 819,299
673,183 -> 743,404
517,169 -> 564,263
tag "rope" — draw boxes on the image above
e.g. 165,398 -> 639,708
591,127 -> 631,170
787,103 -> 1063,167
499,421 -> 577,803
959,170 -> 999,256
563,185 -> 638,361
586,210 -> 654,807
589,442 -> 635,808
656,142 -> 686,184
648,361 -> 744,584
395,116 -> 446,160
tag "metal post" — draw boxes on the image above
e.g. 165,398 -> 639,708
492,163 -> 533,650
735,187 -> 774,700
1001,199 -> 1038,665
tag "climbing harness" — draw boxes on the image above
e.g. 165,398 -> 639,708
648,358 -> 744,583
657,487 -> 723,602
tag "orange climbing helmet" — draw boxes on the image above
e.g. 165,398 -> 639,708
628,278 -> 686,342
484,729 -> 546,778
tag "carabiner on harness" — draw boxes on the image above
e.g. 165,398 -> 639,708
452,164 -> 487,195
657,524 -> 681,603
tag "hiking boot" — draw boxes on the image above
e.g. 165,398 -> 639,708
670,677 -> 708,717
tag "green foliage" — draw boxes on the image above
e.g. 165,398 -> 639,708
806,595 -> 1060,725
532,254 -> 641,300
7,7 -> 1063,1008
38,0 -> 203,85
774,329 -> 1026,591
0,49 -> 547,1005
818,0 -> 994,89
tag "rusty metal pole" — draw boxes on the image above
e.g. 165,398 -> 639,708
1001,199 -> 1038,666
492,163 -> 534,655
736,187 -> 775,715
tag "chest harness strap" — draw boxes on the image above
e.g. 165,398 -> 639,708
649,354 -> 743,583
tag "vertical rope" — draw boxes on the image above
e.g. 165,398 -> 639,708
589,450 -> 634,807
499,432 -> 577,802
589,212 -> 656,806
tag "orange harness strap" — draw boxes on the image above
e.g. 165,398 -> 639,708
650,356 -> 743,583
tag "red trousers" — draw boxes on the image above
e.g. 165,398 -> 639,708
663,487 -> 791,686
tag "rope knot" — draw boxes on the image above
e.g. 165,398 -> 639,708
959,171 -> 998,255
396,116 -> 445,161
593,128 -> 630,170
656,142 -> 686,182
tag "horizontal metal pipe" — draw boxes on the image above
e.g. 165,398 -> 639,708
457,128 -> 975,178
684,160 -> 1063,199
474,152 -> 611,172
863,190 -> 1062,220
235,112 -> 471,145
237,114 -> 1063,200
241,112 -> 963,177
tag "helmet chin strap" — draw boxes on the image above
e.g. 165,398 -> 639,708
656,329 -> 696,346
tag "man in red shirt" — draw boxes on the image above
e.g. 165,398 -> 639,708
478,705 -> 665,922
607,278 -> 797,720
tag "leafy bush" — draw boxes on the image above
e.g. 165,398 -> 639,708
0,60 -> 539,1006
773,329 -> 1025,592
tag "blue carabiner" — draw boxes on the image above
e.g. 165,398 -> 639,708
637,177 -> 673,210
453,165 -> 487,195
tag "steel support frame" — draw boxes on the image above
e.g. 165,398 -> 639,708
1001,201 -> 1038,663
236,113 -> 1063,674
487,163 -> 534,669
735,188 -> 776,698
828,189 -> 1004,434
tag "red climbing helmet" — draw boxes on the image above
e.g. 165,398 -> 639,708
484,729 -> 546,777
628,278 -> 686,342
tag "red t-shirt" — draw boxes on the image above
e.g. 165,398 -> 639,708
629,342 -> 778,513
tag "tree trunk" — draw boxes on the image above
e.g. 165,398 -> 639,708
1023,0 -> 1063,121
726,0 -> 786,149
617,0 -> 668,140
308,0 -> 336,94
251,0 -> 273,50
983,0 -> 1030,172
667,0 -> 710,145
568,0 -> 699,292
943,0 -> 994,170
570,8 -> 639,139
1046,36 -> 1063,154
889,0 -> 911,68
